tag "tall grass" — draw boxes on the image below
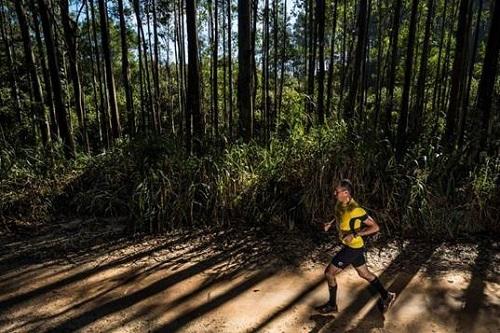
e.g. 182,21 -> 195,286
1,121 -> 498,239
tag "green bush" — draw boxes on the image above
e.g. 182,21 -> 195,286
1,122 -> 498,239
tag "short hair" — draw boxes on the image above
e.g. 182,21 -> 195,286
339,179 -> 354,196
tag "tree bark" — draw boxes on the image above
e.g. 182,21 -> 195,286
98,0 -> 121,139
89,0 -> 109,148
228,0 -> 234,139
14,0 -> 50,147
410,0 -> 435,143
30,0 -> 58,140
238,0 -> 253,142
186,0 -> 203,154
0,0 -> 21,122
118,0 -> 135,136
262,0 -> 270,140
473,0 -> 500,156
384,0 -> 402,139
60,0 -> 89,152
316,0 -> 326,124
396,0 -> 418,159
443,0 -> 472,150
37,0 -> 75,158
459,0 -> 483,147
152,0 -> 161,132
344,0 -> 368,123
325,0 -> 338,119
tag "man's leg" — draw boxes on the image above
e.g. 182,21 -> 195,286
315,263 -> 342,313
325,263 -> 342,305
355,264 -> 395,312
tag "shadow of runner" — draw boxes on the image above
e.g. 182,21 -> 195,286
321,240 -> 442,332
308,314 -> 336,333
457,240 -> 492,332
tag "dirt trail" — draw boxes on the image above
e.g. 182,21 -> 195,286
0,222 -> 498,333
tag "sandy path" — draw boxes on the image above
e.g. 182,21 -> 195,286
0,224 -> 498,333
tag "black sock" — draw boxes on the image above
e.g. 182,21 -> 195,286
369,277 -> 388,299
328,285 -> 337,306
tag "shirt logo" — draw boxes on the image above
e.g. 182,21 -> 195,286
338,261 -> 344,266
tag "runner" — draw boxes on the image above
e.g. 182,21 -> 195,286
315,179 -> 395,314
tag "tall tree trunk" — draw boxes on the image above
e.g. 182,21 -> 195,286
316,0 -> 326,124
133,0 -> 147,133
152,0 -> 161,133
339,0 -> 349,109
410,0 -> 435,144
228,0 -> 234,139
60,0 -> 89,153
472,0 -> 500,157
174,0 -> 186,139
222,0 -> 228,136
0,0 -> 21,122
396,0 -> 418,159
325,0 -> 338,118
208,0 -> 214,135
277,0 -> 287,119
186,0 -> 203,154
383,0 -> 402,139
435,1 -> 458,128
443,0 -> 472,150
303,0 -> 309,104
118,0 -> 135,136
262,0 -> 270,140
238,0 -> 253,142
98,0 -> 121,139
14,0 -> 50,147
173,3 -> 181,134
31,0 -> 58,139
358,0 -> 371,125
306,0 -> 316,123
90,0 -> 109,148
37,0 -> 75,158
213,0 -> 219,137
143,2 -> 157,133
373,0 -> 384,130
145,2 -> 159,133
430,0 -> 449,120
459,0 -> 483,147
272,0 -> 278,131
84,0 -> 102,147
251,0 -> 258,132
208,0 -> 219,138
344,0 -> 368,123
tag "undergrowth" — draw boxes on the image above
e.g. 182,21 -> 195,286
1,122 -> 498,239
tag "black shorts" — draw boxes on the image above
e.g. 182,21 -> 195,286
331,246 -> 366,268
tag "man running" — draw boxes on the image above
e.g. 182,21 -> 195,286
315,179 -> 395,314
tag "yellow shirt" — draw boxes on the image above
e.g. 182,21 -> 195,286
335,199 -> 369,248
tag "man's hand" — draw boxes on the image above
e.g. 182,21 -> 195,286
323,220 -> 334,232
342,233 -> 356,243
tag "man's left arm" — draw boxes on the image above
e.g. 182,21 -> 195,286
343,216 -> 379,242
356,216 -> 379,237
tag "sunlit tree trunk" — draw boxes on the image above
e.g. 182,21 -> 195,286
98,0 -> 121,139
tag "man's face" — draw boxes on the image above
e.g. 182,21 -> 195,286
334,186 -> 349,202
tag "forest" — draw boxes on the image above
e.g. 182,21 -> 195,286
0,0 -> 499,331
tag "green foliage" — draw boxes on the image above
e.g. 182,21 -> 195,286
2,112 -> 499,239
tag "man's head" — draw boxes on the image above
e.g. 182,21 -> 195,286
334,179 -> 354,203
